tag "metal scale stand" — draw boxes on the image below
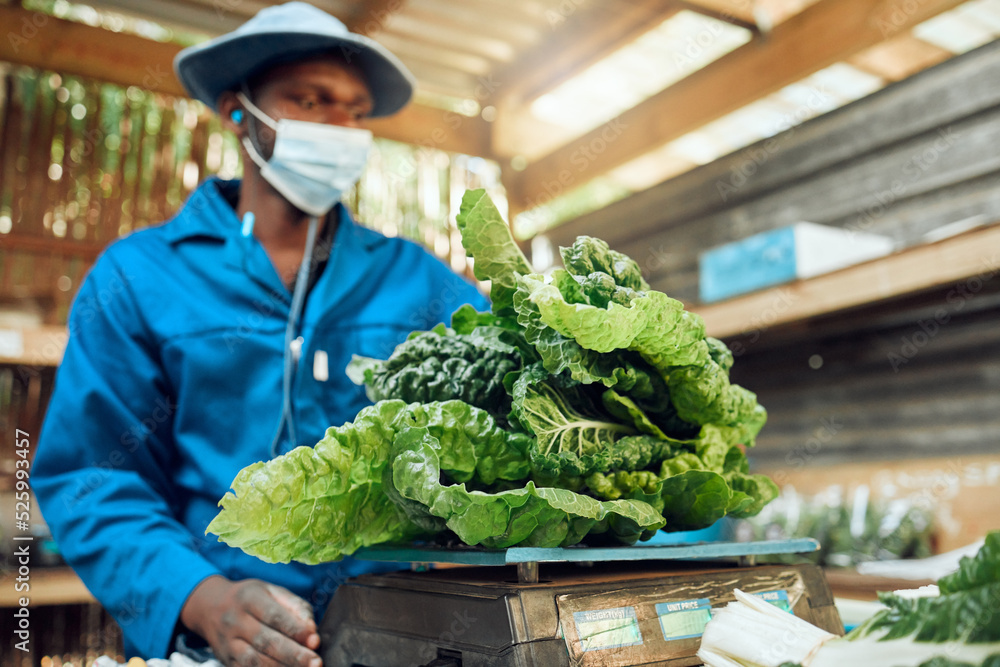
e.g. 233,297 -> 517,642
319,539 -> 842,667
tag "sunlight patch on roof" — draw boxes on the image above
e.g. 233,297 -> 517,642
529,11 -> 752,134
914,0 -> 1000,53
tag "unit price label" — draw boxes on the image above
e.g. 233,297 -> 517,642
655,598 -> 713,641
752,589 -> 791,612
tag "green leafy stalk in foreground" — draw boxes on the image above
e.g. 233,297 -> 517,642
701,531 -> 1000,667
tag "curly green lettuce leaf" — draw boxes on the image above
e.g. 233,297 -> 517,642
560,235 -> 650,292
392,400 -> 531,486
601,389 -> 668,439
510,363 -> 638,477
512,256 -> 765,441
668,360 -> 762,428
346,327 -> 522,423
208,400 -> 533,563
517,270 -> 708,368
585,427 -> 777,530
513,283 -> 698,435
455,189 -> 533,316
387,426 -> 666,548
725,472 -> 780,518
207,400 -> 426,564
592,468 -> 732,532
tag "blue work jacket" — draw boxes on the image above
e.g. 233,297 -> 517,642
31,177 -> 489,658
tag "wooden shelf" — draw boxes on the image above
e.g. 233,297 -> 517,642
0,566 -> 95,607
692,224 -> 1000,339
824,567 -> 934,602
0,326 -> 67,367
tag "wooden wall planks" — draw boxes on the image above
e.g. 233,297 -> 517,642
545,39 -> 1000,306
732,280 -> 1000,467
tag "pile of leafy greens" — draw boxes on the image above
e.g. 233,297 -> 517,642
208,189 -> 777,564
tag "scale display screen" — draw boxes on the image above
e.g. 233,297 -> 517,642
572,606 -> 643,652
652,589 -> 791,643
754,589 -> 791,611
655,598 -> 713,641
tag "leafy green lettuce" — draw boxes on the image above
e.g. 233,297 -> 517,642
208,399 -> 665,562
455,189 -> 533,316
387,426 -> 665,548
207,400 -> 423,564
346,323 -> 523,424
212,189 -> 779,564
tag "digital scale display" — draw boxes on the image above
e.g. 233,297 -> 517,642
655,598 -> 713,640
572,606 -> 644,652
653,589 -> 792,643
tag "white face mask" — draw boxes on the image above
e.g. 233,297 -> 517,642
236,91 -> 373,217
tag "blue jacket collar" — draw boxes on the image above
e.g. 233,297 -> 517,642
162,177 -> 241,244
162,177 -> 387,252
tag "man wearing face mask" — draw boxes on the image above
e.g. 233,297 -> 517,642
31,3 -> 490,666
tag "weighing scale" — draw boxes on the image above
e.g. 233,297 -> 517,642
319,539 -> 843,667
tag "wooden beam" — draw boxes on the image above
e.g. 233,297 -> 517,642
347,0 -> 408,35
0,4 -> 493,156
0,325 -> 67,367
490,0 -> 680,158
375,32 -> 495,76
403,0 -> 541,48
4,234 -> 106,261
849,33 -> 952,82
0,4 -> 189,96
402,59 -> 489,99
491,0 -> 679,109
0,567 -> 94,605
673,0 -> 756,24
379,12 -> 516,61
674,0 -> 759,31
506,0 -> 966,212
366,102 -> 492,156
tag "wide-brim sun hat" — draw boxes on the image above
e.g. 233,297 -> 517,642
174,2 -> 415,117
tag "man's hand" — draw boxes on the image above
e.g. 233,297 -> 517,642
181,575 -> 322,667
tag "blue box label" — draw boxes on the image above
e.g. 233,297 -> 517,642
699,226 -> 797,303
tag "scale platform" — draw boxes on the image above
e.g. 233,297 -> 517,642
320,539 -> 843,667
